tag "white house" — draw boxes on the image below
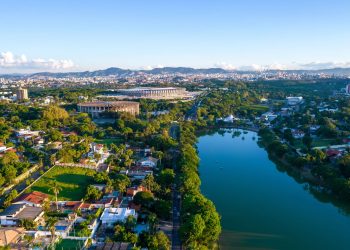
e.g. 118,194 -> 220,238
292,129 -> 305,139
286,96 -> 303,106
261,112 -> 278,122
216,115 -> 239,123
0,204 -> 44,226
100,208 -> 137,227
138,156 -> 158,168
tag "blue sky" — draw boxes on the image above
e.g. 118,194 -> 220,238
1,0 -> 350,72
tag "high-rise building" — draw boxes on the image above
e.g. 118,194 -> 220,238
17,87 -> 28,101
346,84 -> 350,95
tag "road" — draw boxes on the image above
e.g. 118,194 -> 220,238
0,166 -> 49,205
172,183 -> 182,250
169,122 -> 180,140
185,92 -> 207,121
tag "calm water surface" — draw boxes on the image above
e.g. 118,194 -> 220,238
197,130 -> 350,250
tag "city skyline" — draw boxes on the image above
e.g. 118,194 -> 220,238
1,0 -> 350,73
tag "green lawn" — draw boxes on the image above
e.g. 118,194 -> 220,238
294,138 -> 339,149
312,138 -> 339,147
95,138 -> 123,146
29,166 -> 96,201
54,239 -> 85,250
239,104 -> 269,113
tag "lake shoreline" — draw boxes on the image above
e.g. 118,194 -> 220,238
197,129 -> 350,250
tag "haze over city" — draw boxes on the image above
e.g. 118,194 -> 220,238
1,0 -> 350,73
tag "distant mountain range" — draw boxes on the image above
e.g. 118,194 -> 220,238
27,67 -> 230,78
2,67 -> 350,78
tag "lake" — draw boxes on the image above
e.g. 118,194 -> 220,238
197,129 -> 350,250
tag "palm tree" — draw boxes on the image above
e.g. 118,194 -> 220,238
148,213 -> 158,234
49,181 -> 62,211
46,217 -> 58,249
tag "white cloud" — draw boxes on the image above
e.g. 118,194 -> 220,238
238,64 -> 264,71
0,51 -> 75,72
138,64 -> 165,70
214,62 -> 237,70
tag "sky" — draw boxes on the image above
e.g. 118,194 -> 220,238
1,0 -> 350,73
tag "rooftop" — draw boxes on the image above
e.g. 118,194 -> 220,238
77,101 -> 139,107
14,191 -> 49,205
15,206 -> 43,220
0,227 -> 25,247
0,204 -> 25,217
119,87 -> 183,91
100,208 -> 136,222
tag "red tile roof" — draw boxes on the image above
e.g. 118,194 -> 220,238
79,203 -> 92,209
15,191 -> 49,205
326,149 -> 342,157
126,185 -> 150,197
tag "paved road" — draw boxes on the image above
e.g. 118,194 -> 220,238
0,166 -> 48,205
185,92 -> 207,121
169,122 -> 180,140
172,185 -> 182,250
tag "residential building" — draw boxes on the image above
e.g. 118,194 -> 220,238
0,227 -> 25,247
100,208 -> 137,226
292,129 -> 305,139
0,204 -> 44,226
14,191 -> 49,207
137,156 -> 158,168
126,186 -> 149,198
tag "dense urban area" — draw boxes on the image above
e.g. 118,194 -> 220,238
0,69 -> 350,250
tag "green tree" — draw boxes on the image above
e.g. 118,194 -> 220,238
46,217 -> 58,249
183,214 -> 205,244
142,174 -> 160,192
49,180 -> 62,211
113,174 -> 131,193
43,105 -> 69,121
155,231 -> 171,250
302,134 -> 313,150
84,185 -> 102,201
19,219 -> 37,230
1,151 -> 19,165
158,169 -> 175,189
4,190 -> 18,208
125,215 -> 137,231
312,149 -> 327,164
339,155 -> 350,178
133,191 -> 154,208
148,213 -> 158,234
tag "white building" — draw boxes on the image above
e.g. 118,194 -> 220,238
286,96 -> 303,106
216,115 -> 239,123
0,204 -> 44,226
292,129 -> 305,139
261,112 -> 278,122
346,84 -> 350,95
138,156 -> 158,168
118,87 -> 186,98
100,208 -> 137,226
